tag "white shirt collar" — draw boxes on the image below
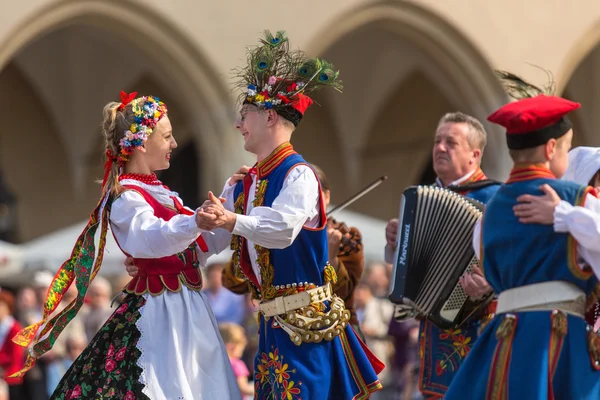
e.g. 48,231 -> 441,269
435,169 -> 476,188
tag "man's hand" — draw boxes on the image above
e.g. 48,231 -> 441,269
513,184 -> 561,225
198,193 -> 226,218
228,165 -> 250,186
459,265 -> 492,299
196,191 -> 237,232
385,219 -> 399,249
124,257 -> 139,277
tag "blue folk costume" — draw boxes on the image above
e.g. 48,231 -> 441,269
418,169 -> 501,398
445,77 -> 600,399
229,31 -> 384,400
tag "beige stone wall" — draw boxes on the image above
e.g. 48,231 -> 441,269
1,0 -> 599,241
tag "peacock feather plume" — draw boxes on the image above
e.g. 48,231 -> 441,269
233,30 -> 342,113
495,67 -> 556,100
260,30 -> 287,48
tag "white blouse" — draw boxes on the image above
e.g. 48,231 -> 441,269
110,179 -> 231,262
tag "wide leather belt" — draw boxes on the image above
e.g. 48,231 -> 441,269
259,283 -> 332,317
496,281 -> 586,318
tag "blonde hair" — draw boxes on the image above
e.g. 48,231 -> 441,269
219,322 -> 247,346
100,101 -> 134,197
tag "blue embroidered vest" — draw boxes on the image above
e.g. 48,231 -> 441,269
230,143 -> 329,300
482,166 -> 597,295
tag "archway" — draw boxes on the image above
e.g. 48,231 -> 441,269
301,1 -> 509,219
0,0 -> 244,240
560,33 -> 600,147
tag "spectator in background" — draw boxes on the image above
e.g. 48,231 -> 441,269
0,291 -> 25,399
354,281 -> 394,390
45,335 -> 87,395
42,284 -> 86,396
15,286 -> 41,327
32,271 -> 53,310
202,263 -> 246,325
13,285 -> 46,400
388,317 -> 420,400
81,276 -> 112,340
0,379 -> 7,400
363,262 -> 390,298
219,323 -> 254,399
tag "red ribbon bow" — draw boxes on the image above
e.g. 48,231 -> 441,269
102,150 -> 118,189
118,91 -> 138,111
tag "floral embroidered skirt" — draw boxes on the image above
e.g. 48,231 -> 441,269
51,288 -> 240,400
254,315 -> 382,400
418,319 -> 479,397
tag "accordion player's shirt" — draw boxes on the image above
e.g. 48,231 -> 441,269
219,164 -> 321,284
472,193 -> 600,278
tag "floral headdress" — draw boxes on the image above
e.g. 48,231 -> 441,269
117,92 -> 168,162
234,30 -> 342,125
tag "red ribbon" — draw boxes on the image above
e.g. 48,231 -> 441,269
170,196 -> 209,252
102,150 -> 118,189
118,91 -> 138,111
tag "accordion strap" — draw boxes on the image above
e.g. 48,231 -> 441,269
447,179 -> 502,193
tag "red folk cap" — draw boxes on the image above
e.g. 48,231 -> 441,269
290,93 -> 313,116
487,95 -> 580,149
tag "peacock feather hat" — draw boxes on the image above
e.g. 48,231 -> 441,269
234,30 -> 342,126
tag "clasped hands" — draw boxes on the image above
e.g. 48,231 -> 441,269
195,191 -> 236,232
194,165 -> 250,232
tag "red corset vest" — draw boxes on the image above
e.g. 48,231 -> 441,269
118,185 -> 204,296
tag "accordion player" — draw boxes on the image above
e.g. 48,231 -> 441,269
388,185 -> 489,329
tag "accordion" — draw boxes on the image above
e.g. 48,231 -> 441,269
388,185 -> 485,329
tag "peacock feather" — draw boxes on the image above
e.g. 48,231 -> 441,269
298,58 -> 321,80
260,30 -> 287,48
314,60 -> 342,92
495,68 -> 556,100
233,30 -> 343,110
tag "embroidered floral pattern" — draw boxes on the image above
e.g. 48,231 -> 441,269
587,326 -> 600,370
50,295 -> 149,400
432,327 -> 474,375
256,244 -> 276,301
230,191 -> 245,279
251,178 -> 279,302
255,347 -> 302,400
175,243 -> 199,269
253,179 -> 268,207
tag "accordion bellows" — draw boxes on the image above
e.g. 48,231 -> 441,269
389,185 -> 484,329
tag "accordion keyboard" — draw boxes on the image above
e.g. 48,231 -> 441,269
388,185 -> 484,329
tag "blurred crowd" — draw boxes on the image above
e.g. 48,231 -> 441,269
0,260 -> 420,400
